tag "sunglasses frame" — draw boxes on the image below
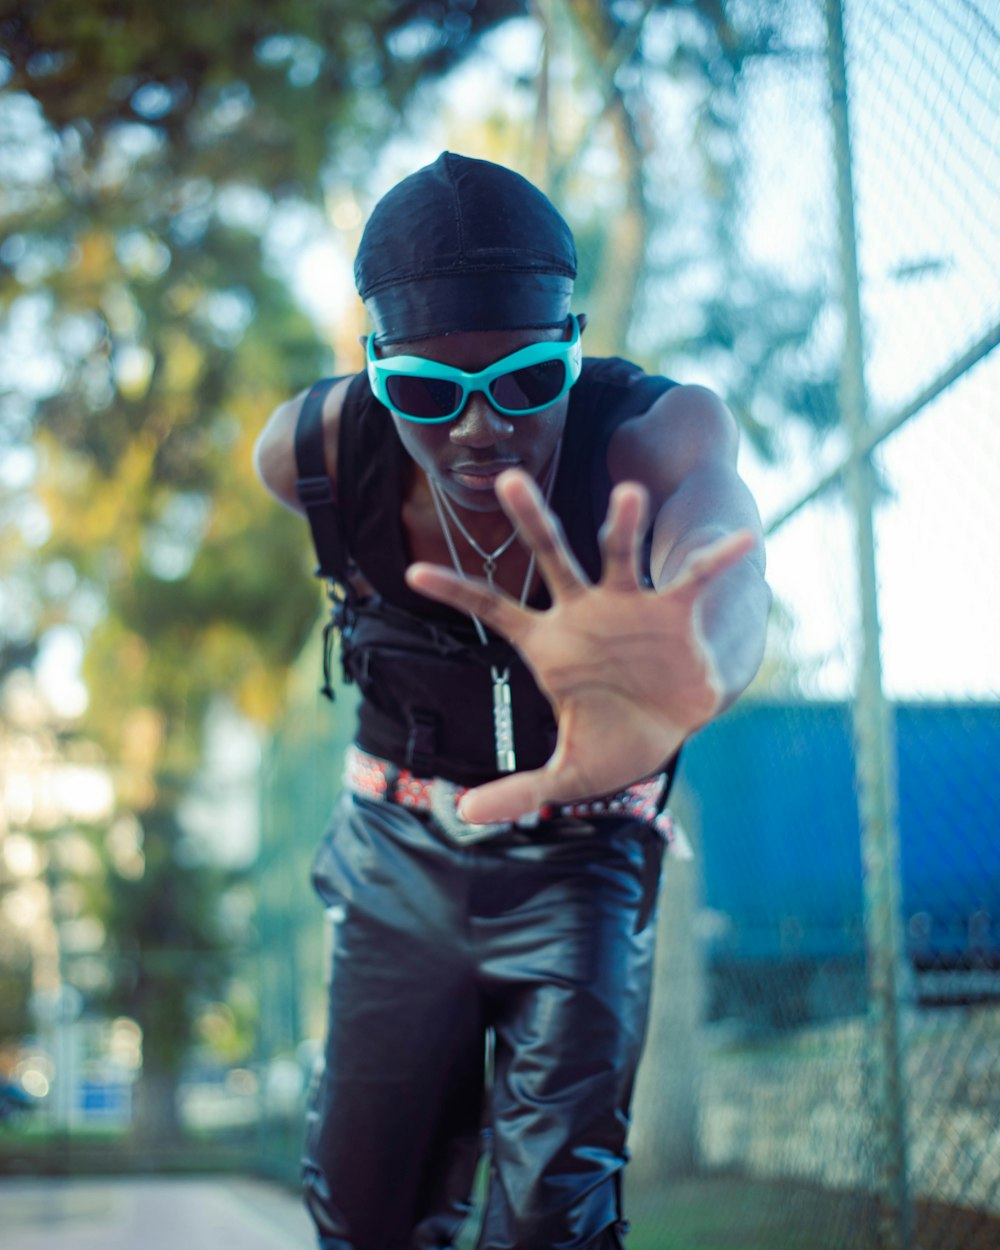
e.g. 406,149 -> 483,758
366,315 -> 582,423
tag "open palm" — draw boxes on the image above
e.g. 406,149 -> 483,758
406,469 -> 754,824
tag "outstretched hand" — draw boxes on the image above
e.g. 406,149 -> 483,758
406,469 -> 754,824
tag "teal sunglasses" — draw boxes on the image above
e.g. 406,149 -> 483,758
366,315 -> 583,423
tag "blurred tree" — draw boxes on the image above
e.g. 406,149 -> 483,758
1,160 -> 334,1136
537,0 -> 652,357
0,0 -> 526,196
0,0 -> 834,1148
98,793 -> 237,1141
0,0 -> 526,1142
639,1 -> 839,456
518,1 -> 837,455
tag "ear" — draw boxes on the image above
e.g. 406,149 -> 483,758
576,312 -> 588,336
360,332 -> 381,359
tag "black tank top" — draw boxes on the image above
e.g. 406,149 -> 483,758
297,357 -> 676,786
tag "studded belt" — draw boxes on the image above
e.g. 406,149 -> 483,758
343,744 -> 684,851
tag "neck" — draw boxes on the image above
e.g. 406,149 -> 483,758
411,475 -> 509,547
427,437 -> 562,590
426,477 -> 518,576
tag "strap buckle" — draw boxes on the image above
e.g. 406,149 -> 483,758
296,474 -> 335,507
405,711 -> 437,777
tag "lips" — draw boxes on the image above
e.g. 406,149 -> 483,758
449,460 -> 521,490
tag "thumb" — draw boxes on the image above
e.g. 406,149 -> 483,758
458,768 -> 550,825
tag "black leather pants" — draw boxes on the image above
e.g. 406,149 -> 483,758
303,794 -> 664,1250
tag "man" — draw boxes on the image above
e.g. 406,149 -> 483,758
255,152 -> 770,1250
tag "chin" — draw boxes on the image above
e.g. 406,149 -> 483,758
441,477 -> 507,512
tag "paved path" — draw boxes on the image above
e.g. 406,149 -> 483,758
1,1176 -> 316,1250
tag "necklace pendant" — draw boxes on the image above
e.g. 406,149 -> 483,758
483,555 -> 497,586
491,666 -> 516,773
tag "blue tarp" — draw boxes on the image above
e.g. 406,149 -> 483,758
678,701 -> 1000,967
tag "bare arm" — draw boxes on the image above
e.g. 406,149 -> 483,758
253,376 -> 352,515
609,383 -> 771,709
406,382 -> 772,823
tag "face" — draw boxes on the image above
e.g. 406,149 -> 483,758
376,318 -> 586,513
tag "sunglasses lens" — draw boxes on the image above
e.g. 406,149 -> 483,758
490,360 -> 566,412
385,375 -> 462,420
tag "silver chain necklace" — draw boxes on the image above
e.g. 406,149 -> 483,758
426,442 -> 562,774
430,484 -> 521,585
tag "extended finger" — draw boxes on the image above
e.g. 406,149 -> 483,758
665,529 -> 757,606
599,481 -> 649,592
406,563 -> 531,640
495,469 -> 589,599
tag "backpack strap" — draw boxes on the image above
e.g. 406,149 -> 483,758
293,376 -> 356,581
294,376 -> 366,703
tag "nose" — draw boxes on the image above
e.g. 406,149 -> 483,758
449,391 -> 515,448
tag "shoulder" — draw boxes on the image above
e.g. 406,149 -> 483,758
608,381 -> 740,494
569,356 -> 678,462
253,374 -> 356,514
578,354 -> 674,400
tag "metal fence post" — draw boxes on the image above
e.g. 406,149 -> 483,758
825,1 -> 914,1246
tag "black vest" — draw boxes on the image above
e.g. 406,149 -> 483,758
295,357 -> 676,786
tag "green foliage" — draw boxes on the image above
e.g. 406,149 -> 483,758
0,0 -> 530,1140
0,0 -> 843,1144
99,797 -> 233,1072
636,1 -> 839,454
0,966 -> 32,1045
0,0 -> 527,195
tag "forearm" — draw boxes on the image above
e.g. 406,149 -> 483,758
653,506 -> 771,713
689,554 -> 771,710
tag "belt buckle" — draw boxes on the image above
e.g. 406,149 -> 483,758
429,779 -> 511,845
